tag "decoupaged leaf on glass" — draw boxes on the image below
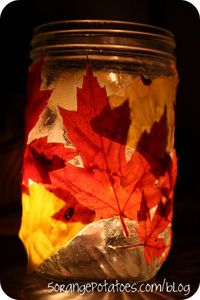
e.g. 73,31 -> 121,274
25,58 -> 52,139
20,60 -> 177,268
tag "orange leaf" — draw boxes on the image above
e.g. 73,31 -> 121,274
25,58 -> 52,140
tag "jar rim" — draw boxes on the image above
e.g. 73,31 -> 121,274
34,19 -> 174,38
31,19 -> 176,62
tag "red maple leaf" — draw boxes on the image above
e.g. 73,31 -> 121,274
48,65 -> 162,236
136,196 -> 172,264
22,136 -> 94,224
25,57 -> 52,139
134,151 -> 177,264
22,136 -> 76,191
137,108 -> 170,177
108,195 -> 172,264
133,151 -> 177,264
52,193 -> 95,224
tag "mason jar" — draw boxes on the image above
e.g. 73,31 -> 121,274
19,20 -> 178,282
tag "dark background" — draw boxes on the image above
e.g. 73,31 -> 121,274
0,0 -> 199,298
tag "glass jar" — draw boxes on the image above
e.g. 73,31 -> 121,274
19,20 -> 178,282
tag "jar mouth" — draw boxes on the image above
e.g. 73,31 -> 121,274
31,19 -> 176,61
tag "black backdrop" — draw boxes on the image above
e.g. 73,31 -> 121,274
0,0 -> 200,296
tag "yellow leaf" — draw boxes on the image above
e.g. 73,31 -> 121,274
109,75 -> 177,152
19,183 -> 86,270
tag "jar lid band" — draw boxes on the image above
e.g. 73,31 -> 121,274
31,20 -> 175,61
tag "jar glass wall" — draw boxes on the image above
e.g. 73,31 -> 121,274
19,20 -> 178,282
